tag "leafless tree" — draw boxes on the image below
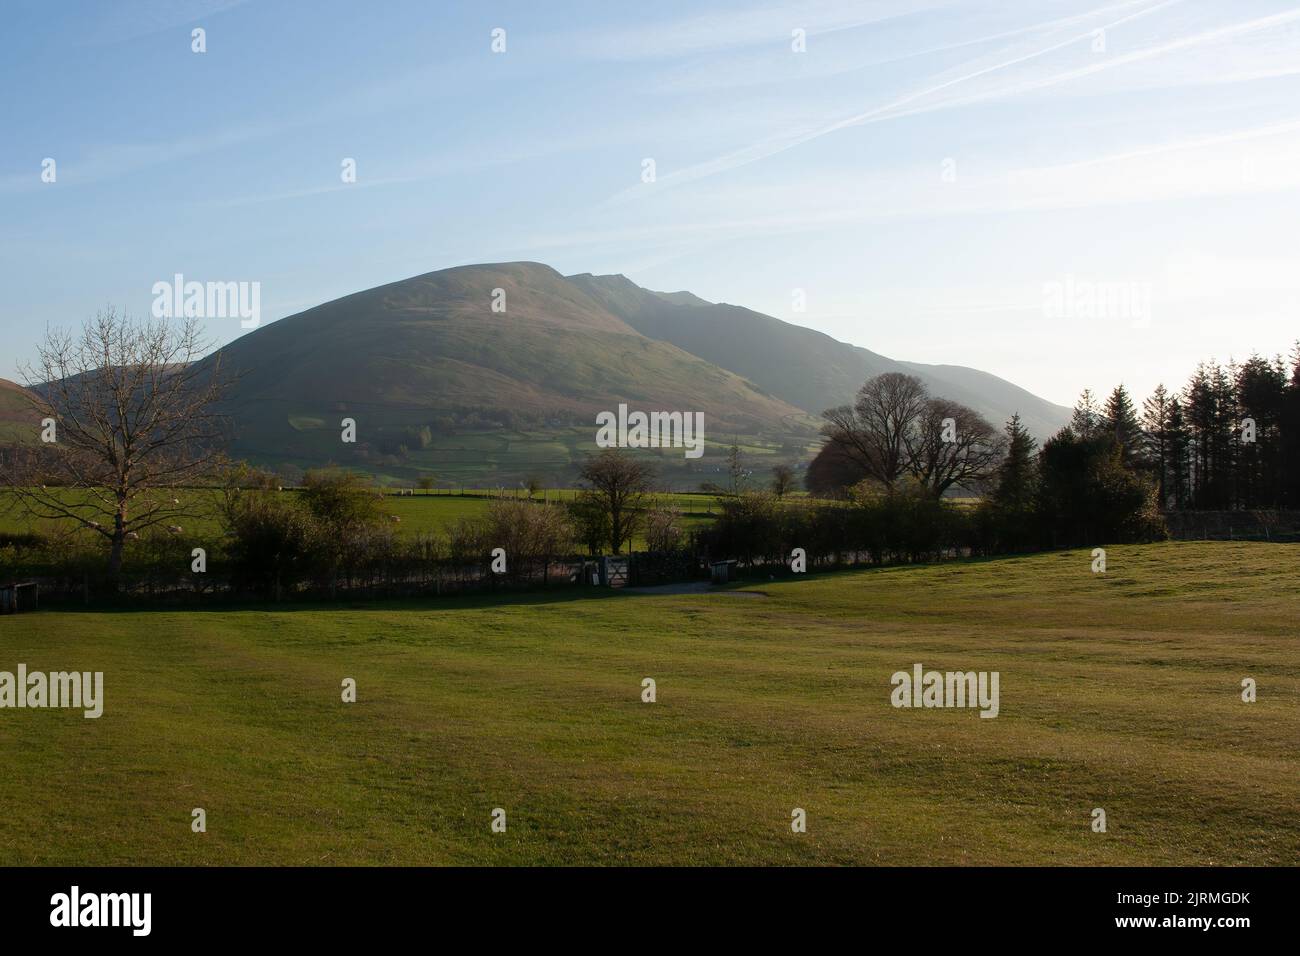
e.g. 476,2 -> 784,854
576,449 -> 655,554
725,441 -> 747,496
906,398 -> 1004,497
6,309 -> 232,583
771,463 -> 797,498
821,372 -> 930,491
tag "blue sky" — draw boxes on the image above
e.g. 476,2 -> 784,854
2,0 -> 1299,406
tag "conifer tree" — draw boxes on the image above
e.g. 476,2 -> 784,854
1165,397 -> 1192,510
1070,389 -> 1101,439
1141,384 -> 1170,508
992,414 -> 1037,511
1103,384 -> 1144,466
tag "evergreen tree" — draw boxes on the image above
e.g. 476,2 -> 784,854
1070,389 -> 1101,439
1212,362 -> 1238,507
992,414 -> 1037,511
1165,397 -> 1191,510
1234,354 -> 1287,507
1283,343 -> 1300,507
1103,384 -> 1144,466
1036,429 -> 1163,547
1141,384 -> 1170,508
1183,364 -> 1219,507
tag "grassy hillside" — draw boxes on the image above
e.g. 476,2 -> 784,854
569,272 -> 1070,442
250,424 -> 807,489
0,378 -> 37,445
200,263 -> 816,481
0,542 -> 1294,865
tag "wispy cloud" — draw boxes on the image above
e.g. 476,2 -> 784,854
73,0 -> 252,46
562,0 -> 949,61
0,120 -> 279,194
599,0 -> 1300,209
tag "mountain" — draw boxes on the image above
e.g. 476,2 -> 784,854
201,262 -> 816,483
567,273 -> 1069,442
9,264 -> 1070,485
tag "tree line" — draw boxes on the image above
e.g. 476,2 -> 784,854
1120,351 -> 1300,510
4,311 -> 1294,600
807,345 -> 1300,519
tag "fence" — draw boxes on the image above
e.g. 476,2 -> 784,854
24,549 -> 712,607
1163,510 -> 1300,542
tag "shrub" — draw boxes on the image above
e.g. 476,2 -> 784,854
643,505 -> 685,553
222,491 -> 319,598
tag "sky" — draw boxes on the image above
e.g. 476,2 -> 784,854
2,0 -> 1298,407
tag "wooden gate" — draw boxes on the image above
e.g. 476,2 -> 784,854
599,556 -> 630,588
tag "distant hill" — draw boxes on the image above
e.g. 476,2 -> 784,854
0,378 -> 39,445
200,262 -> 816,483
568,273 -> 1069,442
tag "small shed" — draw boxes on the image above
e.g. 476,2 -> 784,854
0,582 -> 39,614
710,560 -> 737,585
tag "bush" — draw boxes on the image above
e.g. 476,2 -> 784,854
222,491 -> 319,598
643,505 -> 685,553
1038,432 -> 1166,546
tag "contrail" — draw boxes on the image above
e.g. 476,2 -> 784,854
604,0 -> 1221,202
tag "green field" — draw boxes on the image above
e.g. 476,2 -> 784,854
1,541 -> 1295,865
243,421 -> 806,488
0,488 -> 727,561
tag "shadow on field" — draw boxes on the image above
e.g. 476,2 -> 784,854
34,546 -> 1223,617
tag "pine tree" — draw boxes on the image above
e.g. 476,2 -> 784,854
1165,397 -> 1191,510
1070,389 -> 1101,439
992,414 -> 1037,511
1184,364 -> 1217,507
1282,342 -> 1300,507
1212,362 -> 1238,507
1141,384 -> 1170,508
1234,354 -> 1287,507
1103,384 -> 1144,466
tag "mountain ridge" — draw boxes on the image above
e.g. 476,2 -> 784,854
566,271 -> 1069,442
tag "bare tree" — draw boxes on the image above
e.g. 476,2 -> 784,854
771,463 -> 797,498
821,372 -> 930,491
576,449 -> 655,554
906,398 -> 1004,497
725,441 -> 747,496
7,309 -> 231,583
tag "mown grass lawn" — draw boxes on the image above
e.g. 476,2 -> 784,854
0,541 -> 1295,865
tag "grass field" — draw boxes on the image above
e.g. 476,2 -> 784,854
241,421 -> 806,488
0,488 -> 729,530
0,488 -> 726,560
1,541 -> 1295,865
